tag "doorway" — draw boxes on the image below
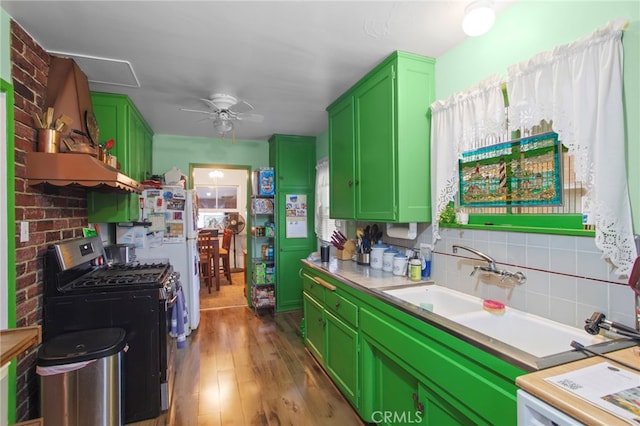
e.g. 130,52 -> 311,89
190,164 -> 251,309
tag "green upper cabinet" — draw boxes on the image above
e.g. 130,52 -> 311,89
327,51 -> 435,222
328,95 -> 355,219
268,134 -> 316,312
88,92 -> 153,223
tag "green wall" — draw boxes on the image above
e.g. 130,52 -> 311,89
435,0 -> 640,228
1,9 -> 10,81
152,134 -> 270,178
316,129 -> 328,161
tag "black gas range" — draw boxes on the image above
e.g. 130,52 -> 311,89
43,236 -> 177,423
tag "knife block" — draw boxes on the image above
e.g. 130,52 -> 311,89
337,240 -> 356,260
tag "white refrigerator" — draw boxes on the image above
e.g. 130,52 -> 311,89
117,186 -> 201,333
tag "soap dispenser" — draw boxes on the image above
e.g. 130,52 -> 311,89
409,250 -> 422,281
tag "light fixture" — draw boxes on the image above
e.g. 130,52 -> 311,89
209,170 -> 224,179
214,119 -> 234,135
462,0 -> 495,37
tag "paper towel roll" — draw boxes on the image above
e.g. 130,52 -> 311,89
385,223 -> 417,240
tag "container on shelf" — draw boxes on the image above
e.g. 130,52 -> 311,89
253,168 -> 275,196
38,129 -> 60,153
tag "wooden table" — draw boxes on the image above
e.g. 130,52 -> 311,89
517,346 -> 640,425
1,326 -> 41,366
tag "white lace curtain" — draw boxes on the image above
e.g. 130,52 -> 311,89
431,74 -> 507,245
507,19 -> 634,276
315,158 -> 337,242
431,19 -> 636,277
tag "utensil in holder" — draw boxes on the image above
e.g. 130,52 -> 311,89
356,252 -> 370,266
38,129 -> 60,153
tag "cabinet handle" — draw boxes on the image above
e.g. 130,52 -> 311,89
335,301 -> 340,309
417,402 -> 424,413
348,180 -> 353,187
412,393 -> 418,403
312,277 -> 336,291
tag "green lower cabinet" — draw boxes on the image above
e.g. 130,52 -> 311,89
276,247 -> 309,311
303,293 -> 325,363
363,346 -> 482,426
418,382 -> 478,426
365,345 -> 423,426
325,311 -> 358,407
301,264 -> 523,425
359,305 -> 519,425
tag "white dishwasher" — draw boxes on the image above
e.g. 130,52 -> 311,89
517,389 -> 585,425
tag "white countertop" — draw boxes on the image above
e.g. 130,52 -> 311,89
312,256 -> 430,289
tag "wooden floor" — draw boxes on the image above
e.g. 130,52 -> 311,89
129,307 -> 364,426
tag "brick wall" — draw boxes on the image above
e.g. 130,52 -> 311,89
11,21 -> 89,421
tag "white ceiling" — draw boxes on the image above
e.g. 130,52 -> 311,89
3,1 -> 516,141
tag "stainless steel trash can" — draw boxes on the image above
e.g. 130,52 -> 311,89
37,328 -> 127,426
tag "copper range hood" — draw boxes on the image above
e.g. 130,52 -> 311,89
26,152 -> 143,193
25,56 -> 142,194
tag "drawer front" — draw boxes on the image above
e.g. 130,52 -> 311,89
302,272 -> 326,303
325,291 -> 358,328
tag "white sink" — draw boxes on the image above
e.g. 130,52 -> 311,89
450,309 -> 607,358
382,284 -> 607,358
383,285 -> 483,317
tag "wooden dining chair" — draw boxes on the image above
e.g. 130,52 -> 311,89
198,230 -> 220,292
218,228 -> 233,284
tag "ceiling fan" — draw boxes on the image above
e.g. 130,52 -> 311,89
180,94 -> 264,140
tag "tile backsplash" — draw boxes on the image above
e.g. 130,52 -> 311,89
431,227 -> 635,330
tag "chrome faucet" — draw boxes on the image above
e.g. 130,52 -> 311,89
452,245 -> 526,284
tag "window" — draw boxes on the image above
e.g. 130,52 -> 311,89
315,158 -> 337,242
431,20 -> 634,276
195,186 -> 238,209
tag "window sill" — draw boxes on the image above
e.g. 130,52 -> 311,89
439,214 -> 595,237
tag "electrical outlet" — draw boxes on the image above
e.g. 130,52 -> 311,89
20,221 -> 29,242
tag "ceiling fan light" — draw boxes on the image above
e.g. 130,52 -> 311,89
214,119 -> 234,135
462,0 -> 495,37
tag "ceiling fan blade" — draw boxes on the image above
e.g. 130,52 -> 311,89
180,107 -> 214,115
200,98 -> 225,111
229,100 -> 254,114
236,112 -> 264,123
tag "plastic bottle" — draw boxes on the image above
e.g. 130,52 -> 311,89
409,252 -> 422,281
420,243 -> 432,279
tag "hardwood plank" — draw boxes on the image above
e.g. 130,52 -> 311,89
128,306 -> 362,426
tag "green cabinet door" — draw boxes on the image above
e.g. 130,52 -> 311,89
418,382 -> 479,426
325,310 -> 359,408
88,92 -> 153,223
303,293 -> 325,363
269,135 -> 316,312
326,51 -> 434,222
328,96 -> 355,219
276,245 -> 309,311
370,347 -> 423,426
270,135 -> 316,189
354,62 -> 396,221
